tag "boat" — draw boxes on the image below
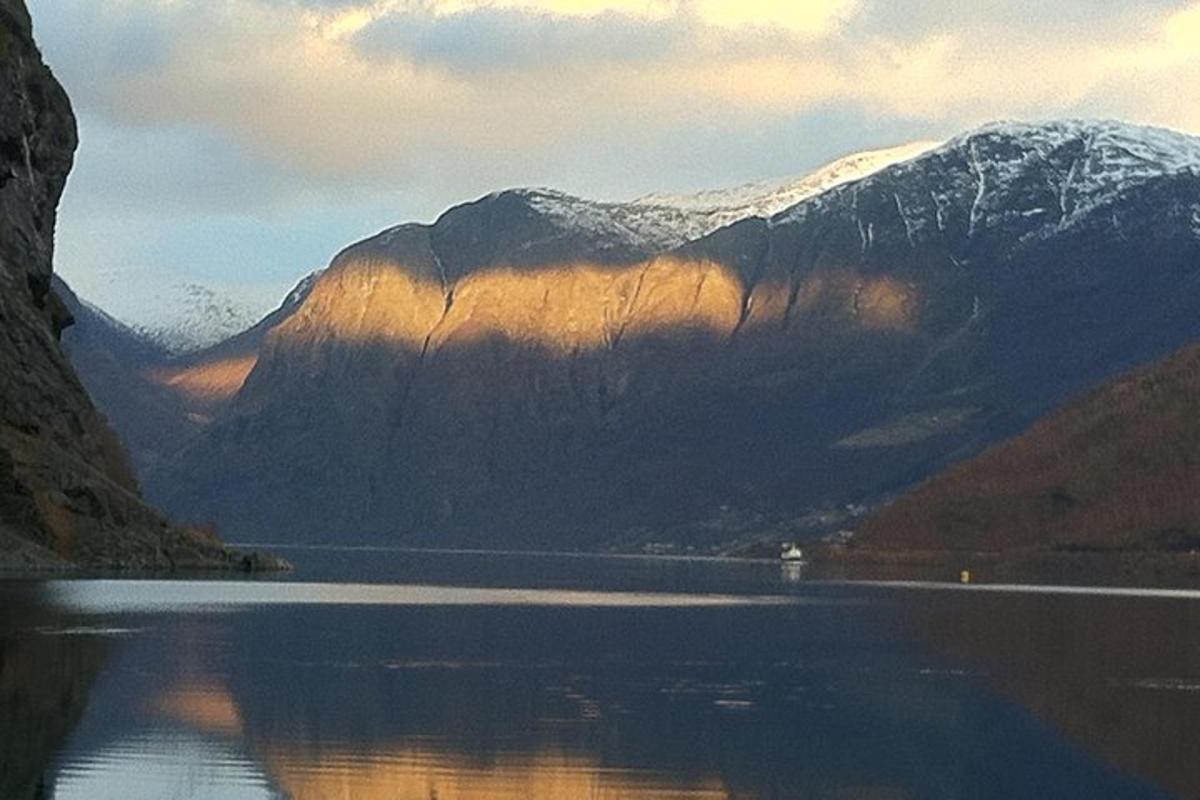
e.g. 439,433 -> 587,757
780,543 -> 806,563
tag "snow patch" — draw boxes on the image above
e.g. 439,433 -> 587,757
947,120 -> 1200,234
773,119 -> 1200,243
130,283 -> 268,354
636,140 -> 939,240
515,140 -> 942,252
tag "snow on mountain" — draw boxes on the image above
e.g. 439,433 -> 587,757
773,120 -> 1200,242
634,140 -> 940,236
512,140 -> 941,253
942,120 -> 1200,231
88,121 -> 1200,355
127,282 -> 268,355
517,188 -> 712,252
271,269 -> 324,317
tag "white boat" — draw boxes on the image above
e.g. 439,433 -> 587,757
780,543 -> 806,563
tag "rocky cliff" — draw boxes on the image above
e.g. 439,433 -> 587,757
138,121 -> 1200,549
0,0 -> 241,569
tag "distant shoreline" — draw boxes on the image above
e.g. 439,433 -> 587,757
802,545 -> 1200,588
7,540 -> 1200,590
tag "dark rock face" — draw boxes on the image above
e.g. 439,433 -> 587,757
0,0 -> 237,569
145,121 -> 1200,548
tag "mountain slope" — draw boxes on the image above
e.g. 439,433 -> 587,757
145,119 -> 1200,548
55,276 -> 201,473
635,140 -> 939,237
82,143 -> 936,479
128,281 -> 264,355
0,0 -> 241,568
58,271 -> 323,478
857,341 -> 1200,553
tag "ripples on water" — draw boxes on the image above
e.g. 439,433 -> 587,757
1,549 -> 1198,799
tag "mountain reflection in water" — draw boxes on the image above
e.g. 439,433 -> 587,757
0,551 -> 1197,799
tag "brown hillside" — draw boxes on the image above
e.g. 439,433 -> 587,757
859,341 -> 1200,553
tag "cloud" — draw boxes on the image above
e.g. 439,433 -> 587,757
28,0 -> 1200,233
694,0 -> 860,35
28,0 -> 1200,326
352,6 -> 688,71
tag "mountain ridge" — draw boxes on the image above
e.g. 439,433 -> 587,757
117,118 -> 1200,548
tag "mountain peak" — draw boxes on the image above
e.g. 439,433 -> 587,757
635,140 -> 941,220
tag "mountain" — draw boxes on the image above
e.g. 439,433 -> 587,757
136,119 -> 1200,549
126,281 -> 265,355
145,269 -> 323,418
634,140 -> 939,236
0,0 -> 244,569
58,270 -> 323,478
856,339 -> 1200,555
73,145 -> 933,481
55,276 -> 200,473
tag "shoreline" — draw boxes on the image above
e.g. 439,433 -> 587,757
801,545 -> 1200,588
6,539 -> 1200,590
0,540 -> 292,580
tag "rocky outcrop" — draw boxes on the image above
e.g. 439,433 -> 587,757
0,0 -> 245,569
141,121 -> 1200,549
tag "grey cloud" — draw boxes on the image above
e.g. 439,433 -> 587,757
352,7 -> 692,72
63,116 -> 309,217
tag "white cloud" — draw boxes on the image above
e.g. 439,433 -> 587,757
695,0 -> 859,35
38,0 -> 1200,327
31,0 -> 1200,219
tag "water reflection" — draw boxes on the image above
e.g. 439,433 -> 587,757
0,595 -> 109,800
899,590 -> 1200,800
0,557 -> 1196,799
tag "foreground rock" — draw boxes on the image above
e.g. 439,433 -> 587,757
0,0 -> 263,572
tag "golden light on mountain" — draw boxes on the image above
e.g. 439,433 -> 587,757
261,745 -> 730,800
255,255 -> 918,359
854,276 -> 919,332
149,355 -> 261,410
268,257 -> 448,351
432,257 -> 744,354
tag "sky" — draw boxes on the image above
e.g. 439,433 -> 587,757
26,0 -> 1200,329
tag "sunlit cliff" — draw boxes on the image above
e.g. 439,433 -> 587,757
138,122 -> 1200,549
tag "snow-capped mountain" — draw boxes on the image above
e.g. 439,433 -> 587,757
70,141 -> 940,354
501,140 -> 941,254
127,282 -> 272,355
773,120 -> 1200,247
141,118 -> 1200,548
636,140 -> 940,238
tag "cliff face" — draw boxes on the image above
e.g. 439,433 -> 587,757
0,0 -> 235,568
143,121 -> 1200,548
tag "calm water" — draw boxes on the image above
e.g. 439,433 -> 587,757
2,549 -> 1198,799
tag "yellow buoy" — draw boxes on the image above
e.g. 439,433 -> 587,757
960,569 -> 971,584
